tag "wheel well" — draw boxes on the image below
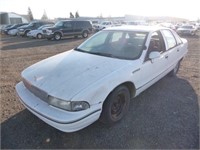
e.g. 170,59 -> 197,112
54,31 -> 62,36
122,82 -> 136,98
25,30 -> 30,34
107,82 -> 136,100
82,30 -> 89,34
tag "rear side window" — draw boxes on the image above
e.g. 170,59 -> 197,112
162,30 -> 177,50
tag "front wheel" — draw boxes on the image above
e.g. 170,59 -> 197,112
54,32 -> 61,40
100,85 -> 130,125
37,33 -> 43,39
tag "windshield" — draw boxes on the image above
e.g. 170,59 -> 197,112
28,22 -> 35,27
54,21 -> 64,27
75,30 -> 148,60
102,22 -> 110,25
182,26 -> 193,29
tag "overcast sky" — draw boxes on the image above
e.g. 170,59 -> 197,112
0,0 -> 200,20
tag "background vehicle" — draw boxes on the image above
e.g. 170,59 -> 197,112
43,20 -> 93,40
177,25 -> 198,35
94,21 -> 114,31
3,23 -> 28,35
27,24 -> 54,39
18,21 -> 54,37
0,24 -> 12,34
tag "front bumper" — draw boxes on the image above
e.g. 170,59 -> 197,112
177,30 -> 194,35
43,33 -> 54,39
8,30 -> 18,35
15,82 -> 101,132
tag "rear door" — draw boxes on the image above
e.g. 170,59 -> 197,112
160,29 -> 180,69
73,21 -> 83,35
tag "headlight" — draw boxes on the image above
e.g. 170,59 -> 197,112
20,29 -> 24,31
47,30 -> 52,33
48,96 -> 90,111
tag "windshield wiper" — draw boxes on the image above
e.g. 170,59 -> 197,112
74,48 -> 86,52
90,52 -> 115,57
74,48 -> 118,58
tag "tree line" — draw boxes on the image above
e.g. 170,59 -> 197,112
28,7 -> 80,21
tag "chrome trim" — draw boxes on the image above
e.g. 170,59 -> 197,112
132,68 -> 140,74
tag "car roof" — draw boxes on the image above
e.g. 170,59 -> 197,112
104,25 -> 168,32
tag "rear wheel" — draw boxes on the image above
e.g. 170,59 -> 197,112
100,85 -> 130,125
168,61 -> 181,77
82,31 -> 88,38
191,31 -> 196,36
54,32 -> 61,40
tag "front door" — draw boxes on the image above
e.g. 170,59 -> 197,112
137,31 -> 169,93
62,21 -> 73,36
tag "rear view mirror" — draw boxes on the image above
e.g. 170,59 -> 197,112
149,51 -> 161,60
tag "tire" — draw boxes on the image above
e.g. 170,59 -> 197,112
54,32 -> 61,40
100,85 -> 130,125
82,31 -> 88,38
37,33 -> 43,39
168,60 -> 181,77
24,30 -> 30,37
191,31 -> 196,36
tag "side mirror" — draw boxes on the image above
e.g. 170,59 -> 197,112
149,51 -> 161,60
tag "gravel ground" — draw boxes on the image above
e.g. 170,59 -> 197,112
0,33 -> 199,149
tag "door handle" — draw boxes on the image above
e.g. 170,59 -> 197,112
165,55 -> 168,59
177,49 -> 180,52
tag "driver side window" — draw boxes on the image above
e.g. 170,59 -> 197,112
148,31 -> 165,53
145,31 -> 166,61
63,22 -> 72,28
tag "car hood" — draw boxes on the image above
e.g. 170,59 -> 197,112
18,25 -> 29,29
22,50 -> 130,100
29,29 -> 40,33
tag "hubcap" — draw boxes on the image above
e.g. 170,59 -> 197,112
111,93 -> 125,119
55,34 -> 60,40
38,34 -> 42,39
84,32 -> 87,37
174,63 -> 179,73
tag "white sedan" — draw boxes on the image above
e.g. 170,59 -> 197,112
16,26 -> 188,132
27,24 -> 54,39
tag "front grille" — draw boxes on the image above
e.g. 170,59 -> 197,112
42,30 -> 46,33
23,78 -> 48,102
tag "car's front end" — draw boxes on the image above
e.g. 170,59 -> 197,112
43,28 -> 56,39
8,29 -> 18,36
177,26 -> 197,35
18,28 -> 26,36
27,30 -> 40,38
16,79 -> 101,132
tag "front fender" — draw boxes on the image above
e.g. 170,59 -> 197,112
71,64 -> 140,106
